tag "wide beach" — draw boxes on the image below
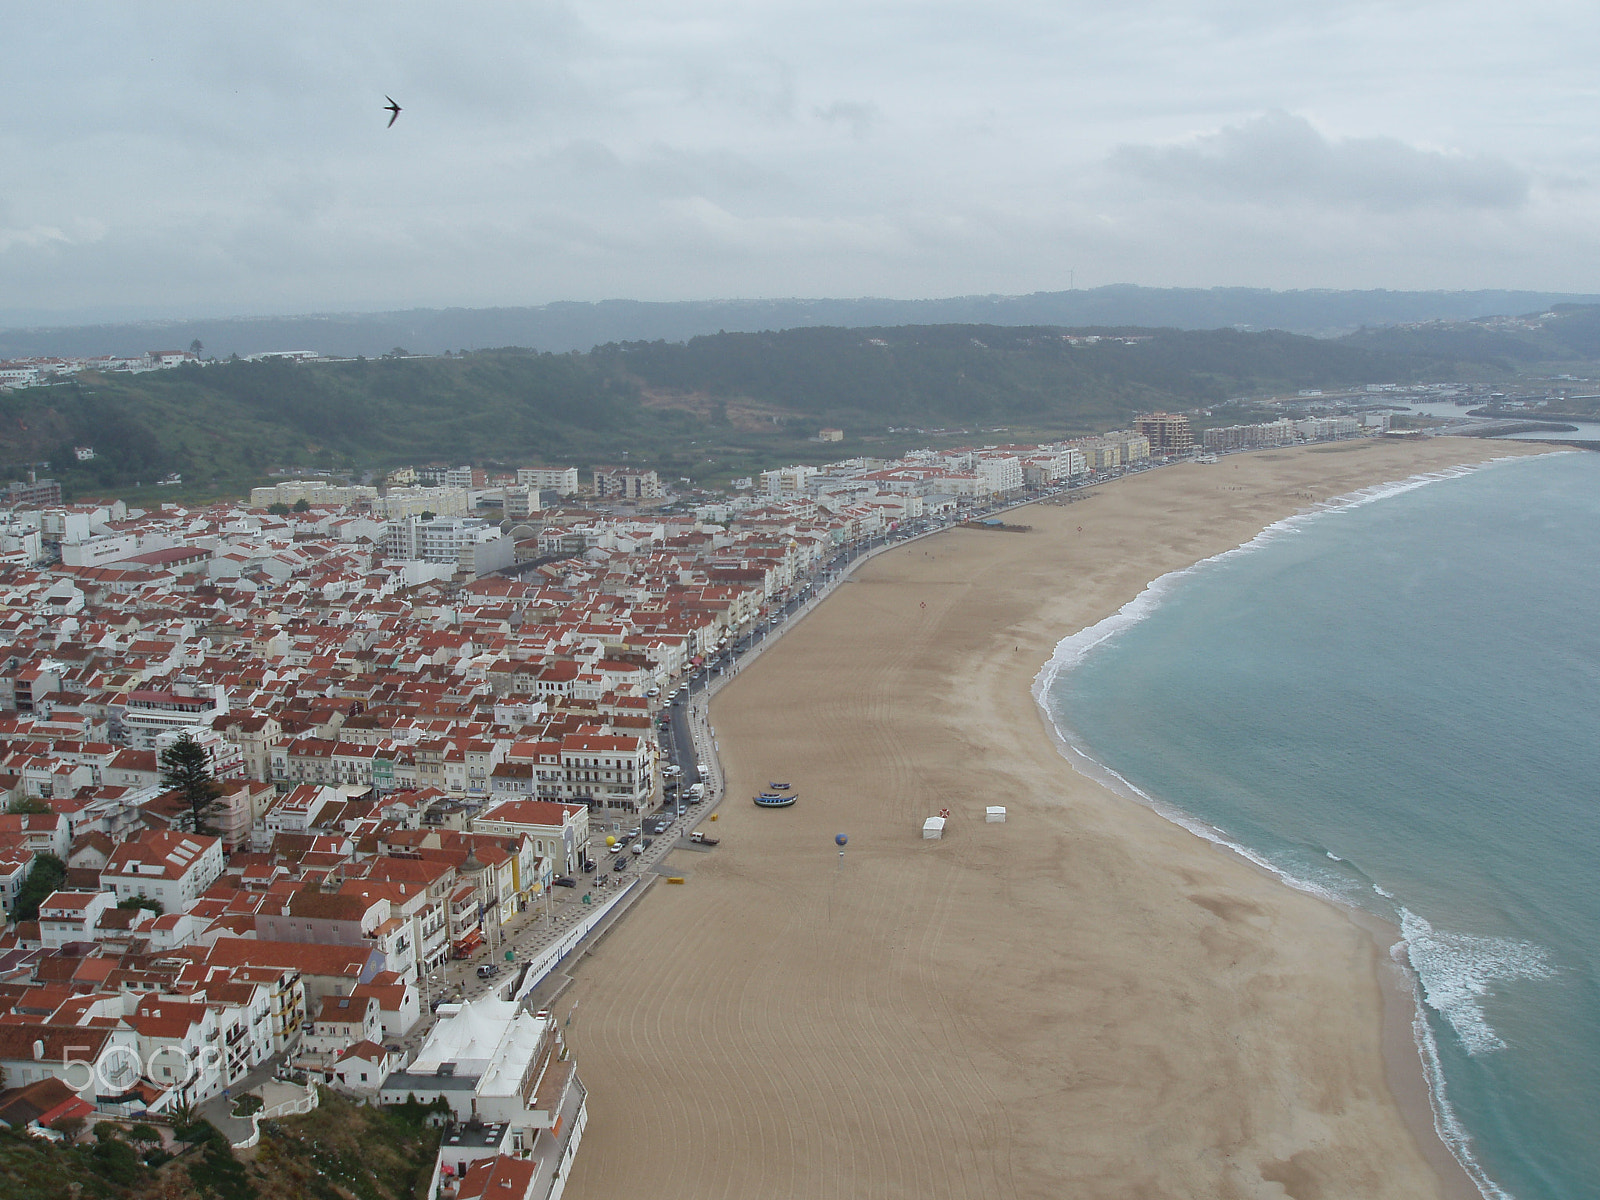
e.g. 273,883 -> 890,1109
562,437 -> 1553,1200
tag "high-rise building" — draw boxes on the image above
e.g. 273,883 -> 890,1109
593,468 -> 662,500
1134,413 -> 1194,457
2,478 -> 62,507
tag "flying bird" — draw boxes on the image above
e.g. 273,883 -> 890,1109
384,96 -> 402,128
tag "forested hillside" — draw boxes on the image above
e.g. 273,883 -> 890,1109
1,313 -> 1589,501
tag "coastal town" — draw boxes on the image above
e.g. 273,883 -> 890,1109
0,403 -> 1402,1197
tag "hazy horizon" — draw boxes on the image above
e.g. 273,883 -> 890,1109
5,282 -> 1600,337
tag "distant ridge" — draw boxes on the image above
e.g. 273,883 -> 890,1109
5,286 -> 1599,360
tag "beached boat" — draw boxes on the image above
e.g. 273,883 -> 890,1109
754,792 -> 797,808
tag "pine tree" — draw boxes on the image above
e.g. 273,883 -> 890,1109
158,732 -> 223,836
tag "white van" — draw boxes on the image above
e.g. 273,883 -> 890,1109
684,783 -> 705,801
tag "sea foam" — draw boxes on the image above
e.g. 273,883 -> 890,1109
1399,909 -> 1555,1056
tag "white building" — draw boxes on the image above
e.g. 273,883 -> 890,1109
125,996 -> 227,1110
372,487 -> 473,519
102,831 -> 225,913
59,533 -> 140,569
37,890 -> 116,949
385,515 -> 514,576
120,687 -> 229,751
249,480 -> 379,508
516,467 -> 580,496
760,465 -> 820,498
974,456 -> 1024,496
379,998 -> 585,1171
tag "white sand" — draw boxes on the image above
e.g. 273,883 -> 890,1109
562,438 -> 1552,1200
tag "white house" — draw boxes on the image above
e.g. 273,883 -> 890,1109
102,831 -> 224,913
37,890 -> 116,949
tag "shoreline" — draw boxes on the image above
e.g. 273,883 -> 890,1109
1025,449 -> 1574,1200
1029,454 -> 1576,1200
561,437 -> 1557,1200
1026,453 -> 1566,1199
1035,711 -> 1482,1199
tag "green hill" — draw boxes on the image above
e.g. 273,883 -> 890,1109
2,313 -> 1590,503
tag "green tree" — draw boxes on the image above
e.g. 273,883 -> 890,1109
267,502 -> 290,515
117,895 -> 165,915
12,853 -> 66,921
291,498 -> 310,512
189,339 -> 204,357
158,732 -> 223,836
6,795 -> 50,814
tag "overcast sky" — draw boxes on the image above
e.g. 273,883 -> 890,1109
4,1 -> 1597,322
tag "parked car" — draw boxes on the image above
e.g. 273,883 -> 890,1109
553,876 -> 577,888
582,859 -> 596,873
613,857 -> 628,871
476,964 -> 499,979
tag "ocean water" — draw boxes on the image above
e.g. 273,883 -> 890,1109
1405,401 -> 1600,443
1036,451 -> 1600,1200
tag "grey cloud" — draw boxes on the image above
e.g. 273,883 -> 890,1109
4,3 -> 1594,316
543,140 -> 787,197
814,101 -> 878,138
1109,111 -> 1530,211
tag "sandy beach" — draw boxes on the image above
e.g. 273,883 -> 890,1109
561,437 -> 1554,1200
